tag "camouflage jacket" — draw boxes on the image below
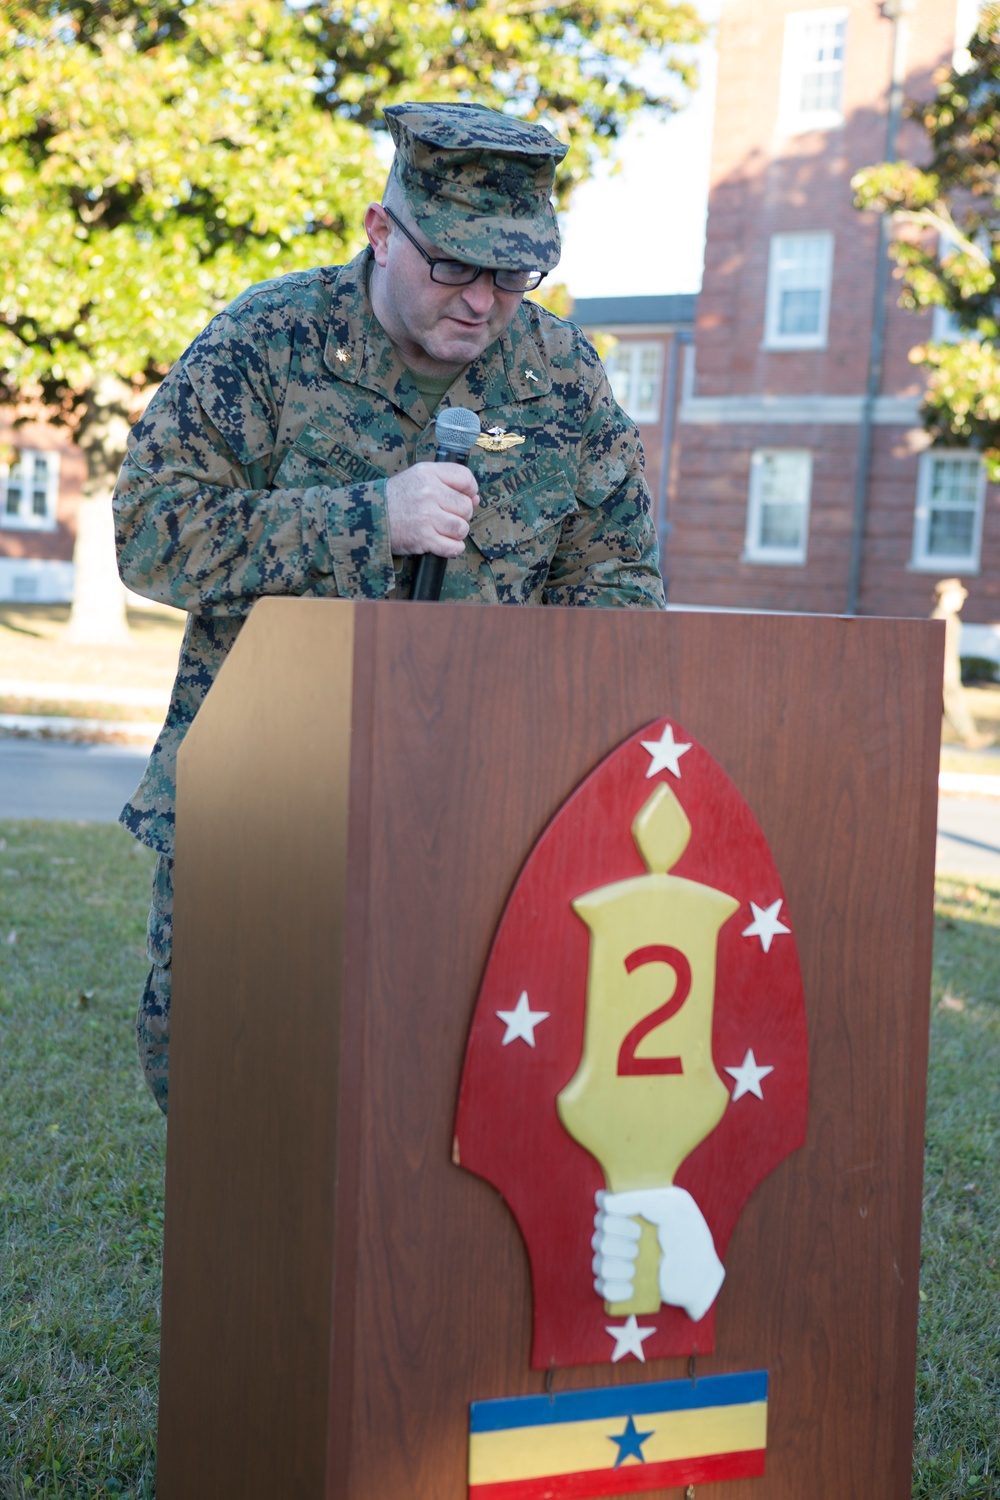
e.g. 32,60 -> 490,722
115,248 -> 665,856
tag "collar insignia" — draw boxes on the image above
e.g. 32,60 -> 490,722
335,347 -> 350,364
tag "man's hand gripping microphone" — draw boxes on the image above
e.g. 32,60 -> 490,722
410,406 -> 481,601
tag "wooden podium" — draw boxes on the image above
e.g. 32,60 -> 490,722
158,599 -> 942,1500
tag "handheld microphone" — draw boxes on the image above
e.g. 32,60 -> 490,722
410,406 -> 482,601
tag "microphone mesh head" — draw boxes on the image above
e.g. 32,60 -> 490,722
436,406 -> 481,455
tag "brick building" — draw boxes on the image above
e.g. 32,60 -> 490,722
0,418 -> 81,603
666,0 -> 999,634
570,295 -> 696,558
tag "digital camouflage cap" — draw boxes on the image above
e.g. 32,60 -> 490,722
382,102 -> 567,274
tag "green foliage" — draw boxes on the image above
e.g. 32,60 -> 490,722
0,0 -> 703,456
853,5 -> 1000,478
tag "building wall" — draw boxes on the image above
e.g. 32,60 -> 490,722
670,0 -> 996,621
570,305 -> 695,562
0,415 -> 82,602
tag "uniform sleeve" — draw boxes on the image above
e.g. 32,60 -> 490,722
113,315 -> 396,614
542,367 -> 666,610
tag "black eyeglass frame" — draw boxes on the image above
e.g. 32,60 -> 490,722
382,206 -> 545,294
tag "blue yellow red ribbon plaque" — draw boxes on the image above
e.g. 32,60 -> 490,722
468,1371 -> 768,1499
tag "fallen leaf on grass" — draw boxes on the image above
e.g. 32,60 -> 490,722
963,1183 -> 977,1193
5,929 -> 16,945
939,994 -> 966,1011
78,989 -> 95,1008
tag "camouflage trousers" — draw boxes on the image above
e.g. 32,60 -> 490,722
139,853 -> 173,1115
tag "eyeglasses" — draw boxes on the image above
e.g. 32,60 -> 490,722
382,206 -> 545,293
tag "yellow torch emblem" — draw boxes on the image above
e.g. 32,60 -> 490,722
557,782 -> 739,1321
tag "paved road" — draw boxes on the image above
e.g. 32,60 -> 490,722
936,795 -> 1000,881
4,738 -> 1000,882
0,738 -> 147,823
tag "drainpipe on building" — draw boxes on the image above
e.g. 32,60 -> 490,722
845,0 -> 913,615
657,330 -> 691,568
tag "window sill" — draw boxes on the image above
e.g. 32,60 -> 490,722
760,338 -> 828,353
741,550 -> 807,567
776,113 -> 844,137
908,557 -> 981,575
0,517 -> 58,534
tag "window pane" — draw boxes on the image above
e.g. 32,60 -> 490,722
32,487 -> 48,517
750,450 -> 811,557
5,461 -> 24,515
801,15 -> 845,62
800,68 -> 842,113
928,507 -> 975,557
779,288 -> 822,335
606,349 -> 633,411
777,236 -> 829,282
636,348 -> 660,416
760,501 -> 806,549
760,451 -> 809,502
930,456 -> 979,506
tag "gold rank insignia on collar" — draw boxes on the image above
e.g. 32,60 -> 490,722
476,424 -> 526,453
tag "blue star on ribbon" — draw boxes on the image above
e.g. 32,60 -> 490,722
609,1414 -> 654,1468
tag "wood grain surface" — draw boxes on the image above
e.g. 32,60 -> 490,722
159,598 -> 942,1500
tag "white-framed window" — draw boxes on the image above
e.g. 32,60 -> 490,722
778,8 -> 848,135
911,451 -> 986,571
604,342 -> 664,424
764,232 -> 834,349
0,449 -> 60,532
743,449 -> 812,565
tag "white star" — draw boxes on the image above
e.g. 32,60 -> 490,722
335,347 -> 349,363
741,899 -> 790,953
640,723 -> 692,779
725,1048 -> 774,1102
496,990 -> 549,1047
605,1314 -> 656,1363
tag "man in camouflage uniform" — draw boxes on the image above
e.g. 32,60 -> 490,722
114,101 -> 666,1114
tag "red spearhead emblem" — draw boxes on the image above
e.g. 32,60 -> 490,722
454,719 -> 808,1368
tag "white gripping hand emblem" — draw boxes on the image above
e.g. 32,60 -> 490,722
593,1188 -> 725,1322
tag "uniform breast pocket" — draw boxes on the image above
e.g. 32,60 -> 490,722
469,462 -> 579,605
269,424 -> 385,490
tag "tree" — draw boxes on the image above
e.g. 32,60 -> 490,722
0,0 -> 704,641
853,4 -> 1000,479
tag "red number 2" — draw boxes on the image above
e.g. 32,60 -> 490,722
616,945 -> 691,1076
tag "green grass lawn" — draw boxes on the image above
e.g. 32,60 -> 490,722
917,879 -> 1000,1500
0,823 -> 997,1497
0,822 -> 162,1499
